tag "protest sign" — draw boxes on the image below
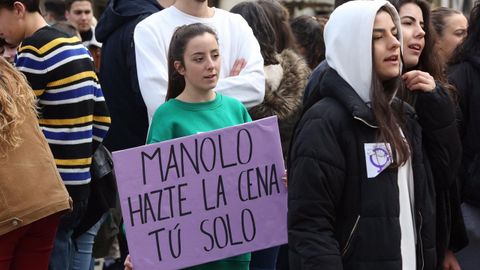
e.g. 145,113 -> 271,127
112,116 -> 287,270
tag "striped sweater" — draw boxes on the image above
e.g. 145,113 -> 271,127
16,26 -> 110,198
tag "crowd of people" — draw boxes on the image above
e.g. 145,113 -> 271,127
0,0 -> 479,270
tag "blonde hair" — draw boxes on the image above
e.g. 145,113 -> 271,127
0,57 -> 37,157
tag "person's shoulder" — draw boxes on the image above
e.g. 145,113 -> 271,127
152,99 -> 177,122
155,99 -> 178,113
136,6 -> 173,29
220,94 -> 245,108
19,27 -> 85,60
21,26 -> 73,49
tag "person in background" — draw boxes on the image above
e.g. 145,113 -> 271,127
290,15 -> 325,70
43,0 -> 65,25
51,20 -> 80,38
288,1 -> 460,269
0,0 -> 111,269
65,0 -> 97,47
431,7 -> 468,69
126,23 -> 252,270
94,0 -> 174,268
391,1 -> 468,269
0,57 -> 71,270
257,0 -> 295,54
0,38 -> 17,64
231,3 -> 310,269
448,2 -> 480,269
83,35 -> 101,72
134,0 -> 265,123
95,0 -> 171,153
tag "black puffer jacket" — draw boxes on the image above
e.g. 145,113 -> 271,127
448,56 -> 480,207
95,0 -> 163,152
288,68 -> 459,270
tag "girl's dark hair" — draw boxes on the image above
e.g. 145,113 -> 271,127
450,1 -> 480,64
166,23 -> 218,101
392,0 -> 440,74
431,7 -> 462,38
390,0 -> 455,102
370,6 -> 409,167
290,15 -> 326,69
371,72 -> 409,167
257,0 -> 295,53
230,1 -> 279,66
0,0 -> 40,12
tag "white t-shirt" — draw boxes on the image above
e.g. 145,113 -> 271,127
134,6 -> 265,122
397,157 -> 416,269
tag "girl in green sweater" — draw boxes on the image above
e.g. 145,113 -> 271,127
125,23 -> 251,270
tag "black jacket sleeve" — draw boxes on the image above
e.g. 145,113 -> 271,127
414,84 -> 461,190
414,85 -> 468,256
288,115 -> 345,270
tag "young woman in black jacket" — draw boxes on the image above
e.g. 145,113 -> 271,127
391,0 -> 468,269
448,2 -> 480,268
288,1 -> 460,269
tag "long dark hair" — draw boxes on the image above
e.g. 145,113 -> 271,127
391,0 -> 440,75
450,1 -> 480,64
166,23 -> 218,101
391,0 -> 454,101
257,0 -> 295,53
371,74 -> 409,167
230,1 -> 279,66
290,15 -> 326,69
369,6 -> 409,167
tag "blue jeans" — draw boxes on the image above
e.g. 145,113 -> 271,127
49,199 -> 88,270
456,203 -> 480,270
71,212 -> 108,270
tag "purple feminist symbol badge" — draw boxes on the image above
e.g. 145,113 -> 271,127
364,143 -> 392,178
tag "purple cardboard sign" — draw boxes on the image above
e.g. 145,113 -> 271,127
112,116 -> 287,270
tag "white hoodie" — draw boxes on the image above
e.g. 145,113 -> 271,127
324,0 -> 402,103
324,2 -> 416,269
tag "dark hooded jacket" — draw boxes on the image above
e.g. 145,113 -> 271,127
95,0 -> 163,152
288,67 -> 460,270
448,56 -> 480,207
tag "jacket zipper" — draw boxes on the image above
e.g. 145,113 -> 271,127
417,211 -> 424,270
342,215 -> 361,256
353,116 -> 378,129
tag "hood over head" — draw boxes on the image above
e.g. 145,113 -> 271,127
324,0 -> 402,103
95,0 -> 162,42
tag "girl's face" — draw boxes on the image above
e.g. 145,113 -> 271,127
399,3 -> 425,69
175,33 -> 220,93
2,44 -> 17,64
372,10 -> 401,82
435,13 -> 467,63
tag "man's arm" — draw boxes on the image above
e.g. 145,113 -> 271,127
134,20 -> 169,122
215,15 -> 265,109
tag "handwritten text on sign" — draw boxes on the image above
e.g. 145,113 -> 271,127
112,117 -> 287,270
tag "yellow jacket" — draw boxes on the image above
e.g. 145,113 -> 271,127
0,111 -> 71,235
